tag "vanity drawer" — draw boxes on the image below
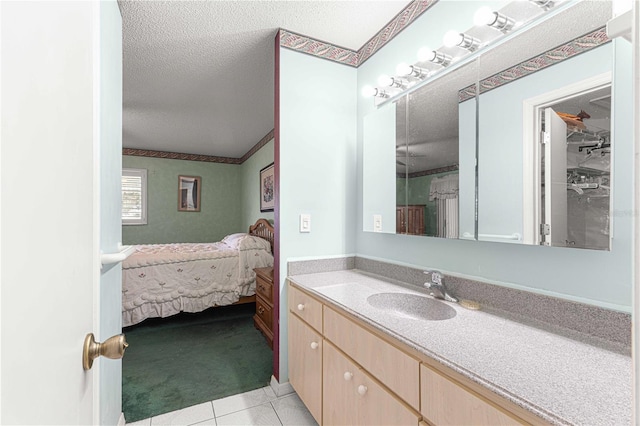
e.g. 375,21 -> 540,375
323,305 -> 420,410
288,282 -> 323,332
421,364 -> 525,425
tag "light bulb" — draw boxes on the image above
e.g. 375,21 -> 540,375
377,74 -> 394,87
396,62 -> 413,77
417,47 -> 437,62
443,30 -> 463,48
361,85 -> 378,98
474,6 -> 497,26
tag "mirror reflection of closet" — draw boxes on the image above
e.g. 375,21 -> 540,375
539,84 -> 612,250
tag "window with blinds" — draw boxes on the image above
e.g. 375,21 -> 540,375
122,168 -> 147,225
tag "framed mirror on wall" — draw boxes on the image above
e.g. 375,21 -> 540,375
178,175 -> 201,212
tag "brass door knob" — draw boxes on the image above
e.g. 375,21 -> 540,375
82,333 -> 129,370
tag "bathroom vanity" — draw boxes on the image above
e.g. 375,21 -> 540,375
287,269 -> 631,426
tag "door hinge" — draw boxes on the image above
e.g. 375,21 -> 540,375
541,131 -> 550,144
540,223 -> 550,236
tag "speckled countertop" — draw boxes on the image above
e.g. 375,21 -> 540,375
288,270 -> 631,426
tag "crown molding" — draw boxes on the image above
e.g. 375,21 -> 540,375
124,129 -> 275,165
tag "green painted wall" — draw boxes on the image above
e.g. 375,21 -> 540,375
240,139 -> 275,230
396,171 -> 458,236
122,139 -> 274,245
122,155 -> 242,244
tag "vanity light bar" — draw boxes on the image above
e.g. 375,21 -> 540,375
363,0 -> 558,105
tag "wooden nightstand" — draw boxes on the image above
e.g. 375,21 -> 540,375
253,267 -> 274,349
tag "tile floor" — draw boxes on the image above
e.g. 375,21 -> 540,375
126,387 -> 318,426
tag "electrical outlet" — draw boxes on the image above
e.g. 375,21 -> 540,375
373,215 -> 382,232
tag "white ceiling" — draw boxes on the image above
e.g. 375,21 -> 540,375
119,0 -> 412,158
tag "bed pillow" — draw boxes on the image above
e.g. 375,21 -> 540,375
221,233 -> 248,249
239,235 -> 271,252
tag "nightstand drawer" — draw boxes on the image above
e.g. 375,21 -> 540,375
256,275 -> 273,303
255,296 -> 273,329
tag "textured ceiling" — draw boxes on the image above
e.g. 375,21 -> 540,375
119,0 -> 412,158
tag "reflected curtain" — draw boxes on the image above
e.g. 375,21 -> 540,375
429,174 -> 459,238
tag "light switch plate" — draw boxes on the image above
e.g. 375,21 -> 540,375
373,215 -> 382,232
300,214 -> 311,233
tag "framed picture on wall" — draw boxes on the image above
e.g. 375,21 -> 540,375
178,175 -> 201,212
260,163 -> 275,212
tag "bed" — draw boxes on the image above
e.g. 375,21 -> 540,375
122,219 -> 274,327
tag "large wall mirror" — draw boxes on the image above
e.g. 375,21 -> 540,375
362,0 -> 615,251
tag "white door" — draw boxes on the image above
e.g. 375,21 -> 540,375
1,1 -> 123,424
543,107 -> 568,246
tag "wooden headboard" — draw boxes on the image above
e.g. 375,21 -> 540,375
249,218 -> 275,252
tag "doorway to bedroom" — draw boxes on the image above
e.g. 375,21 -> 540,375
120,219 -> 276,422
121,303 -> 273,422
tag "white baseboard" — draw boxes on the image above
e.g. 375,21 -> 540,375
269,375 -> 294,397
118,412 -> 126,426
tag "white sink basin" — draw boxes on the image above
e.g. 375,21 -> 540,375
367,292 -> 457,321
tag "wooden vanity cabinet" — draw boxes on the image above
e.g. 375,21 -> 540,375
287,281 -> 545,426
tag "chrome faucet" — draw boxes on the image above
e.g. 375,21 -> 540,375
424,270 -> 458,303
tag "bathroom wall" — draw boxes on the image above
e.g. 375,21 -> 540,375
122,155 -> 243,244
279,47 -> 358,380
356,3 -> 633,311
240,139 -> 275,230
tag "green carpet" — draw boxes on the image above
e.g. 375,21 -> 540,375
122,303 -> 273,422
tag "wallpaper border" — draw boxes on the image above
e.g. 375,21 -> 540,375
458,27 -> 610,103
279,0 -> 437,68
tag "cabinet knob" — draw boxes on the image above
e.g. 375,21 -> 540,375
297,303 -> 305,311
357,385 -> 368,396
343,372 -> 353,381
310,341 -> 319,350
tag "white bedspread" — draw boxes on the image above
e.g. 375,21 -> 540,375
122,235 -> 273,326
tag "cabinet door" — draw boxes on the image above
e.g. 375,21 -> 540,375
421,364 -> 524,425
324,341 -> 419,426
323,342 -> 357,426
288,313 -> 322,424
